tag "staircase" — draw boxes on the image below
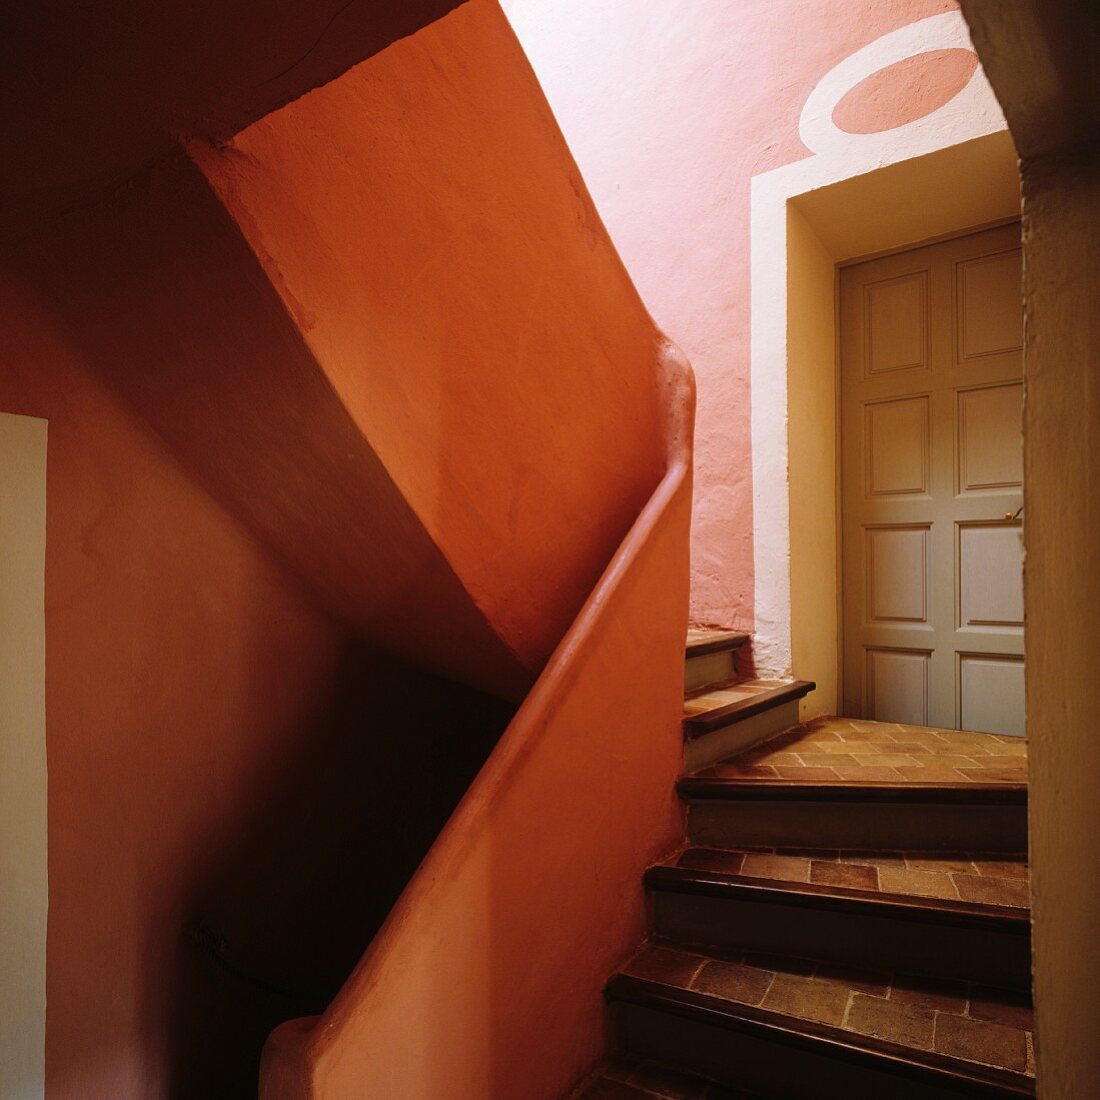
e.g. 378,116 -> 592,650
579,637 -> 1034,1098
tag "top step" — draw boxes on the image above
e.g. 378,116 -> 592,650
686,630 -> 750,658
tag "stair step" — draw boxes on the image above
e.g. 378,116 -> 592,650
680,778 -> 1027,852
580,1057 -> 758,1098
682,679 -> 814,773
686,630 -> 751,658
681,717 -> 1028,850
608,945 -> 1034,1098
684,680 -> 816,737
646,860 -> 1030,989
684,631 -> 750,696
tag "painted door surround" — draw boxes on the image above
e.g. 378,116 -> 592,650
749,9 -> 1021,718
0,411 -> 48,1100
839,224 -> 1024,734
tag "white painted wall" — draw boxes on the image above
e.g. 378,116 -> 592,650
0,412 -> 48,1100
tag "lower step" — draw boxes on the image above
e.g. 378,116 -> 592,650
580,1058 -> 757,1098
647,865 -> 1031,990
608,951 -> 1035,1099
680,779 -> 1028,852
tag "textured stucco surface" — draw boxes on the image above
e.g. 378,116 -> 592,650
502,0 -> 966,632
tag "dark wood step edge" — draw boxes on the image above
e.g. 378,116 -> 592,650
645,866 -> 1031,933
606,975 -> 1035,1099
677,778 -> 1028,804
684,680 -> 816,736
685,631 -> 751,659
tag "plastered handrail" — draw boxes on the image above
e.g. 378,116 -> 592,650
263,336 -> 695,1093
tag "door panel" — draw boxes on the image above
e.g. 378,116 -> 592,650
841,223 -> 1024,734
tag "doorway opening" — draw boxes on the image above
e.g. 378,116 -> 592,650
750,128 -> 1023,728
837,222 -> 1024,735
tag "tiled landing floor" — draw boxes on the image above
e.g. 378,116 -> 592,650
623,944 -> 1035,1078
692,716 -> 1027,784
673,846 -> 1029,908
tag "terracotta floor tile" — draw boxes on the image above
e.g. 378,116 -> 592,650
845,992 -> 935,1049
968,985 -> 1034,1031
906,754 -> 979,769
989,740 -> 1028,755
740,852 -> 812,882
959,768 -> 1027,783
952,873 -> 1030,907
677,848 -> 746,874
878,867 -> 959,900
798,752 -> 859,768
934,1013 -> 1029,1071
799,741 -> 862,754
798,732 -> 844,744
705,718 -> 1028,788
839,850 -> 906,867
832,765 -> 905,782
889,973 -> 968,1013
980,755 -> 1029,769
895,766 -> 970,782
813,962 -> 891,996
625,946 -> 705,987
973,859 -> 1029,881
743,953 -> 817,976
691,960 -> 774,1006
710,764 -> 779,779
761,972 -> 850,1025
810,860 -> 879,891
852,753 -> 920,768
744,753 -> 802,767
774,766 -> 840,780
905,855 -> 978,874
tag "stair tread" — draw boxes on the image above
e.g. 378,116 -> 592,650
662,846 -> 1030,911
687,715 -> 1028,785
611,944 -> 1035,1091
686,630 -> 750,658
683,680 -> 815,735
581,1058 -> 759,1098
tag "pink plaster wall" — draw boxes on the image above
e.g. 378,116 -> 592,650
501,0 -> 967,633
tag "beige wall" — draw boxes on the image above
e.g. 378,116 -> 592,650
1020,146 -> 1100,1097
0,412 -> 47,1100
787,207 -> 840,716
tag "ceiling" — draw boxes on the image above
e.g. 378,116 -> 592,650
0,0 -> 464,242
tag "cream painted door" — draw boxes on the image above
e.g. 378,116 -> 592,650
840,223 -> 1024,735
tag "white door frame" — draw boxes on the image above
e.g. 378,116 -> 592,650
748,10 -> 1019,718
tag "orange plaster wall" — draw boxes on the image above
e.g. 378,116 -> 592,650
0,264 -> 342,1098
0,258 -> 515,1098
502,0 -> 972,633
14,156 -> 530,701
262,347 -> 694,1100
197,0 -> 668,674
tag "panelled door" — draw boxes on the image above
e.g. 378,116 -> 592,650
840,223 -> 1024,735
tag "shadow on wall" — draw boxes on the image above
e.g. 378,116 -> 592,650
15,153 -> 531,702
165,640 -> 513,1098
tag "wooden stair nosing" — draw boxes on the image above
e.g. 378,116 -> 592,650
644,866 -> 1030,933
677,778 -> 1028,805
607,975 -> 1035,1098
683,680 -> 815,737
685,631 -> 751,659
